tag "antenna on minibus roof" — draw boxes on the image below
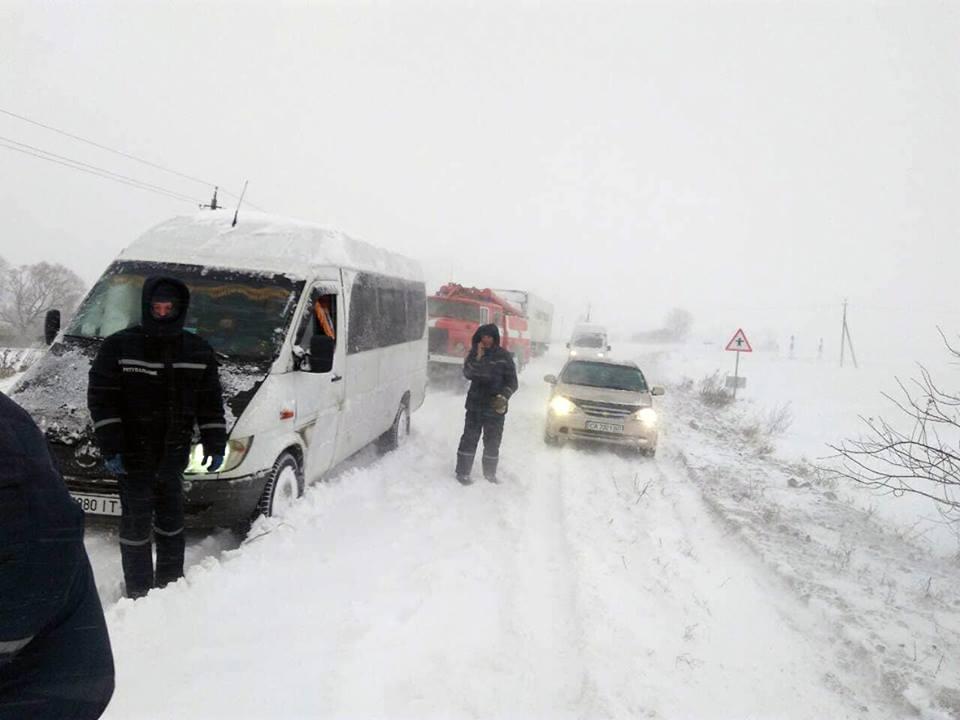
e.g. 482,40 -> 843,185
231,180 -> 248,227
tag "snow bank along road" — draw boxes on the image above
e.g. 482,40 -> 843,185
86,348 -> 958,718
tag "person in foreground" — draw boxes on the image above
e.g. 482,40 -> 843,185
88,276 -> 227,599
0,393 -> 115,719
455,323 -> 518,484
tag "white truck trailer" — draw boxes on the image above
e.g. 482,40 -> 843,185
493,289 -> 554,357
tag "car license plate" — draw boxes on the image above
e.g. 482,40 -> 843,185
71,493 -> 122,517
586,421 -> 623,434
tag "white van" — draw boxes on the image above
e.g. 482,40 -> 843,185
567,323 -> 611,360
11,212 -> 427,527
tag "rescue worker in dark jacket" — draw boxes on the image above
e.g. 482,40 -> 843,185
0,394 -> 114,719
87,276 -> 227,599
455,323 -> 519,484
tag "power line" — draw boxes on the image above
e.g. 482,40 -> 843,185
0,106 -> 266,211
0,138 -> 199,205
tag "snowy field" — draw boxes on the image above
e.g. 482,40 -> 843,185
4,344 -> 960,718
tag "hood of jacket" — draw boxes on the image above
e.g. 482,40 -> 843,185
472,323 -> 501,347
142,275 -> 190,337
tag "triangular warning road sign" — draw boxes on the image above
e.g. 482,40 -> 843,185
725,328 -> 753,352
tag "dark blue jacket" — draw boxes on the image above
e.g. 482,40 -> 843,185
0,393 -> 85,644
87,276 -> 227,468
463,323 -> 519,412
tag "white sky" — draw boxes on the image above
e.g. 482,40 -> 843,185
1,1 -> 958,360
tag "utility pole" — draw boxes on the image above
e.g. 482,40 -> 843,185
840,299 -> 859,368
200,186 -> 219,210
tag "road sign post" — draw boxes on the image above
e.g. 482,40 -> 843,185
725,328 -> 752,400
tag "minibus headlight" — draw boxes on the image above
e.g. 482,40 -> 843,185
185,437 -> 253,475
549,396 -> 577,416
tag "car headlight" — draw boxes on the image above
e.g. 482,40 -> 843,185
549,395 -> 577,416
597,352 -> 605,358
185,436 -> 253,475
569,350 -> 578,357
635,408 -> 658,426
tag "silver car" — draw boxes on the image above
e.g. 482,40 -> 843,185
543,358 -> 664,456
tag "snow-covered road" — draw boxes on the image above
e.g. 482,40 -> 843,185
90,347 -> 911,720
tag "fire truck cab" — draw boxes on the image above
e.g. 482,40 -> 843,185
428,284 -> 530,377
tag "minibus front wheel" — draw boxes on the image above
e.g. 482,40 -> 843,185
258,451 -> 304,518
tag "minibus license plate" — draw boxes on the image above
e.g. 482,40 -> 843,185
71,493 -> 122,516
586,421 -> 623,434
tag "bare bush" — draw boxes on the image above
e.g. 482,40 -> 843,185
828,331 -> 960,525
762,403 -> 793,436
698,371 -> 733,407
665,308 -> 694,341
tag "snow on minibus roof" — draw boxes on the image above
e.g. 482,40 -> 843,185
119,211 -> 423,281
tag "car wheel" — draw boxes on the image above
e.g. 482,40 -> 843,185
544,431 -> 559,446
377,402 -> 410,454
258,451 -> 304,519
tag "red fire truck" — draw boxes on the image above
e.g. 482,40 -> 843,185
428,284 -> 531,377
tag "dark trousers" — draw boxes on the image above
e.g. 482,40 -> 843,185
456,410 -> 505,479
118,464 -> 185,598
0,554 -> 115,719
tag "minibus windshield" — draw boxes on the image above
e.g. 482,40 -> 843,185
66,261 -> 303,362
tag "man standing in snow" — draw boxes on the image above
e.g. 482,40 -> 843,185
88,277 -> 227,599
0,393 -> 114,719
455,323 -> 518,484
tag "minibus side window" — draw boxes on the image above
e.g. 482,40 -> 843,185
295,290 -> 337,371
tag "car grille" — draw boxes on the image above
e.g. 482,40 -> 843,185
571,399 -> 640,419
428,327 -> 449,353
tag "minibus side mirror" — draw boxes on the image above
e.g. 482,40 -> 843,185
544,374 -> 557,384
44,309 -> 61,346
309,335 -> 335,374
566,342 -> 570,349
607,344 -> 612,352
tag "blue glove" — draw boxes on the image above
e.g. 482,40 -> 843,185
104,454 -> 126,476
204,454 -> 225,472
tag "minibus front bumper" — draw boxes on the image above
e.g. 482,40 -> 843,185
63,469 -> 271,529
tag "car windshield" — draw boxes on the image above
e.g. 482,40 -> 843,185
572,333 -> 605,348
66,261 -> 303,362
561,361 -> 647,392
428,298 -> 482,323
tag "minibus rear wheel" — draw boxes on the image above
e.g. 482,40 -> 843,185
258,451 -> 304,518
377,402 -> 410,454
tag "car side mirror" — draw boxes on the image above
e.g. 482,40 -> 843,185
565,342 -> 570,349
544,374 -> 557,384
651,386 -> 665,396
309,335 -> 335,374
606,345 -> 612,352
44,309 -> 61,345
